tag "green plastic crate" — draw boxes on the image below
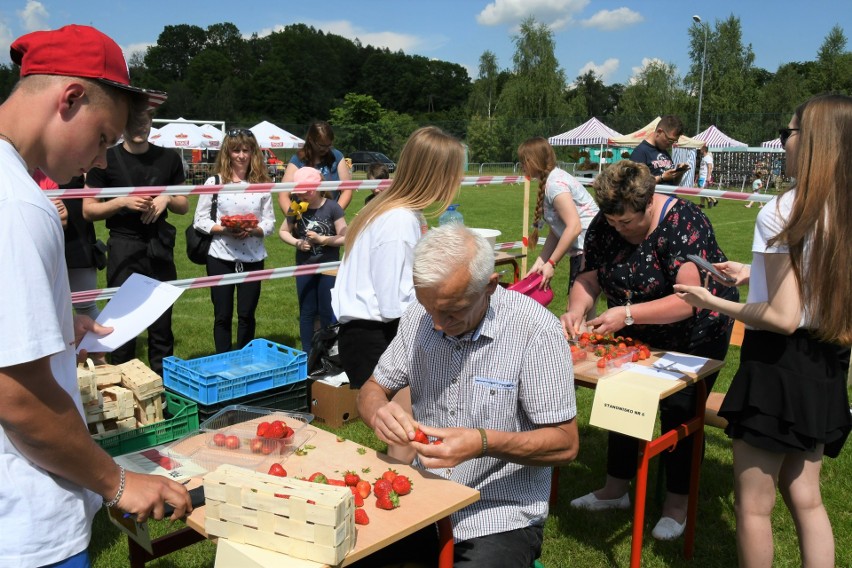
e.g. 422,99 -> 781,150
94,391 -> 200,457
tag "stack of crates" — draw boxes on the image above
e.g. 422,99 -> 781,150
163,339 -> 308,421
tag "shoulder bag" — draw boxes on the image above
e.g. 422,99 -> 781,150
185,175 -> 219,265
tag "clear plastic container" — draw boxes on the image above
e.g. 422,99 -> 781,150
439,204 -> 464,226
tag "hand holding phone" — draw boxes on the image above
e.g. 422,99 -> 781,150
687,254 -> 736,284
674,163 -> 690,172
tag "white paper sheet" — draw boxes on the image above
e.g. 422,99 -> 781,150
77,273 -> 183,353
652,353 -> 710,374
624,363 -> 685,381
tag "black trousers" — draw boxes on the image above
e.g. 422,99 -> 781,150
337,318 -> 400,388
106,234 -> 177,376
606,333 -> 731,494
206,255 -> 264,354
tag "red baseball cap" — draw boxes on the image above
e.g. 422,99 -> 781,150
10,24 -> 166,109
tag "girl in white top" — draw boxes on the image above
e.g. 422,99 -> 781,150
332,127 -> 464,459
193,129 -> 276,353
675,94 -> 852,568
518,137 -> 599,290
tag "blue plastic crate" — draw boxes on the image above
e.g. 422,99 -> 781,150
163,339 -> 307,405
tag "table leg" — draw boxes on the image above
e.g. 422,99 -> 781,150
127,527 -> 206,568
436,517 -> 454,568
630,443 -> 651,568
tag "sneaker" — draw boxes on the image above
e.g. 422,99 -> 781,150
569,492 -> 630,511
651,516 -> 686,540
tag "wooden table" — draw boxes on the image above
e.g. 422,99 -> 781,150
573,350 -> 723,568
147,425 -> 479,567
494,251 -> 524,284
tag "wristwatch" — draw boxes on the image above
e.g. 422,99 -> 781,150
624,304 -> 634,326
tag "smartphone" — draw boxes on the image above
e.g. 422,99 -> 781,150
687,254 -> 736,284
673,164 -> 690,172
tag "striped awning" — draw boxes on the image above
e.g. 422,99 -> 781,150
693,125 -> 747,149
760,138 -> 782,148
548,117 -> 622,146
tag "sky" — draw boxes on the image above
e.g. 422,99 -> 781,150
0,0 -> 850,86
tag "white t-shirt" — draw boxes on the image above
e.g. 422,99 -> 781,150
752,178 -> 764,192
748,190 -> 808,329
0,142 -> 100,565
698,152 -> 713,181
193,177 -> 276,262
331,208 -> 426,323
542,167 -> 599,254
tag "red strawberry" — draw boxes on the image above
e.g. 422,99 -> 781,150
432,439 -> 443,445
267,463 -> 287,477
327,478 -> 346,486
267,420 -> 286,439
354,509 -> 370,525
375,491 -> 400,510
308,472 -> 328,484
381,469 -> 398,483
412,429 -> 429,444
391,475 -> 412,496
256,421 -> 270,437
353,493 -> 364,507
344,471 -> 360,486
373,478 -> 392,498
356,480 -> 372,499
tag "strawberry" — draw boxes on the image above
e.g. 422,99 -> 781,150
354,509 -> 370,525
373,478 -> 392,498
381,469 -> 398,483
256,421 -> 270,437
391,475 -> 412,496
356,480 -> 372,499
375,491 -> 400,510
432,439 -> 443,445
327,478 -> 346,486
267,463 -> 287,477
353,493 -> 364,507
308,472 -> 328,484
343,471 -> 360,486
267,420 -> 286,439
412,429 -> 429,444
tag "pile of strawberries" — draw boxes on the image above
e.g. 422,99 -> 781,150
571,332 -> 651,368
264,465 -> 414,526
220,213 -> 259,230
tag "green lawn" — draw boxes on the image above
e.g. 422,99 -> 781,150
88,185 -> 852,567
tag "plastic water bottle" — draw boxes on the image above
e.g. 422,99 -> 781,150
439,204 -> 464,226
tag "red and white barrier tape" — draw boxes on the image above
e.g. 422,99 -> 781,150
45,175 -> 526,200
575,177 -> 774,203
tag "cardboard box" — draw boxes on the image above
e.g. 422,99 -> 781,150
310,380 -> 359,428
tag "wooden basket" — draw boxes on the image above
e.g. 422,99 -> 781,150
204,464 -> 355,565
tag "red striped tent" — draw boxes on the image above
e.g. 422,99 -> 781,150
607,117 -> 704,149
548,117 -> 622,146
693,125 -> 747,149
760,138 -> 782,149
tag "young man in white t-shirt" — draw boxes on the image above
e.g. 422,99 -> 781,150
0,25 -> 191,567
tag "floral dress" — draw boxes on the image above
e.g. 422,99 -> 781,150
582,197 -> 738,353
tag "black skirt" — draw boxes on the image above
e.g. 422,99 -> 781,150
719,328 -> 851,458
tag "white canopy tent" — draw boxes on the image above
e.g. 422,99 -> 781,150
199,124 -> 224,149
149,119 -> 205,149
249,121 -> 304,149
760,138 -> 782,149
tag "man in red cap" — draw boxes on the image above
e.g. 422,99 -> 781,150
0,25 -> 191,568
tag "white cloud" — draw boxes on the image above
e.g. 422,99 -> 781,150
18,0 -> 49,32
576,58 -> 620,83
477,0 -> 589,30
255,20 -> 435,54
124,42 -> 154,61
629,57 -> 666,83
580,7 -> 643,31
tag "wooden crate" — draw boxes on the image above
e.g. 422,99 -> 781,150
204,464 -> 355,566
135,394 -> 164,425
93,365 -> 124,389
86,385 -> 135,424
90,416 -> 136,437
118,359 -> 163,401
76,359 -> 98,406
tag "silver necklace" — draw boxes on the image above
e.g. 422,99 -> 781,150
0,132 -> 20,153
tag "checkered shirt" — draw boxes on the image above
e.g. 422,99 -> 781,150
373,285 -> 576,543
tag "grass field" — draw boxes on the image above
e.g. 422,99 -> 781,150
87,183 -> 852,568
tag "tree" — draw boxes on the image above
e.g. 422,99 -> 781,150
811,25 -> 852,94
144,24 -> 207,82
468,51 -> 501,119
497,17 -> 569,144
566,70 -> 623,119
618,60 -> 690,124
466,115 -> 508,163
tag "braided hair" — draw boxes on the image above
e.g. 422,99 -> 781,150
517,137 -> 557,251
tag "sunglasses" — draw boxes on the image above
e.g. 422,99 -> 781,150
778,127 -> 799,147
227,128 -> 255,138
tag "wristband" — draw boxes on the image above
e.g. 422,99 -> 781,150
547,259 -> 557,268
477,428 -> 488,457
103,465 -> 126,508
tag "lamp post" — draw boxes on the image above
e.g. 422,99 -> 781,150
693,15 -> 708,136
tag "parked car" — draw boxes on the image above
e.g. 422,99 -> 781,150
348,150 -> 396,173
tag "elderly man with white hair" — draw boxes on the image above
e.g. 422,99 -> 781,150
357,223 -> 578,567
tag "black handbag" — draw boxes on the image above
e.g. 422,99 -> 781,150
186,176 -> 219,265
